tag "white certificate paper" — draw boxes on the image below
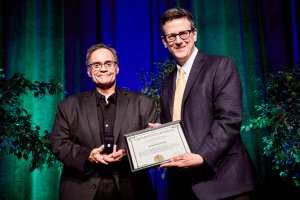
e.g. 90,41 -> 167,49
124,121 -> 192,172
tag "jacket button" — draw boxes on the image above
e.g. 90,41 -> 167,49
92,184 -> 97,189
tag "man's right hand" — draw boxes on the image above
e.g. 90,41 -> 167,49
88,144 -> 127,165
87,145 -> 106,164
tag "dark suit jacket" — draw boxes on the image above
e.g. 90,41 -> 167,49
49,88 -> 159,200
160,51 -> 256,200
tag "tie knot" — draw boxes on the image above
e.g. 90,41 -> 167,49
178,68 -> 186,81
179,68 -> 185,76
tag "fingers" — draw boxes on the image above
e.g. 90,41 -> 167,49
160,161 -> 174,168
99,144 -> 105,152
159,153 -> 203,168
113,144 -> 117,153
92,145 -> 105,154
90,144 -> 128,165
95,154 -> 109,165
88,145 -> 105,163
148,123 -> 161,128
97,148 -> 126,164
112,148 -> 126,161
160,160 -> 185,168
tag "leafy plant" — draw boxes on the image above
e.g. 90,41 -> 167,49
241,64 -> 300,186
137,60 -> 176,111
0,69 -> 64,171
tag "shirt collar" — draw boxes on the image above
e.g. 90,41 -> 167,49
96,90 -> 117,105
176,47 -> 198,78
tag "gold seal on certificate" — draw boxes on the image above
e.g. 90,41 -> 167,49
124,121 -> 192,172
154,154 -> 164,163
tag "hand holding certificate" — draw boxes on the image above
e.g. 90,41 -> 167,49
124,121 -> 192,172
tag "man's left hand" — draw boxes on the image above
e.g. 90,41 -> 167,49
160,153 -> 204,169
96,145 -> 126,164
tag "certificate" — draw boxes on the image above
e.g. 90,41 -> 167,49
124,121 -> 192,172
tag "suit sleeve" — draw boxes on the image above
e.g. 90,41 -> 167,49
199,57 -> 243,171
142,95 -> 160,125
48,101 -> 92,173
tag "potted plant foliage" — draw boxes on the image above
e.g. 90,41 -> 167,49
241,64 -> 300,186
0,69 -> 64,171
137,60 -> 176,111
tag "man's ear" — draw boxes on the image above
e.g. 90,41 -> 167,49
193,28 -> 198,43
161,36 -> 168,48
87,68 -> 91,77
116,67 -> 119,74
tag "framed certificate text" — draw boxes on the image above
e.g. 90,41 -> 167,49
124,121 -> 192,172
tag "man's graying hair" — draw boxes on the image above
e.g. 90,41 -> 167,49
86,43 -> 118,66
160,7 -> 195,32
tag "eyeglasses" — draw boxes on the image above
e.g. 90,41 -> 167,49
87,60 -> 117,70
164,29 -> 195,43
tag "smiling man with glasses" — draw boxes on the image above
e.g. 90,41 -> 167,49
87,60 -> 117,70
156,7 -> 257,200
49,43 -> 159,200
163,28 -> 195,43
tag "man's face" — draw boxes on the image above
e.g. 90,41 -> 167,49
162,17 -> 197,66
87,48 -> 119,89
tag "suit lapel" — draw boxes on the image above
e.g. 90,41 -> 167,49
113,89 -> 129,143
167,70 -> 177,119
183,51 -> 204,101
84,90 -> 101,147
111,89 -> 129,191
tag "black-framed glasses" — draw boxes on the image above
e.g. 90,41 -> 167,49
87,60 -> 117,70
164,28 -> 195,43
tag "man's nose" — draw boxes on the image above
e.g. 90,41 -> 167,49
174,35 -> 183,43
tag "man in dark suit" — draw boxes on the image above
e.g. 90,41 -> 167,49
158,8 -> 257,200
49,43 -> 159,200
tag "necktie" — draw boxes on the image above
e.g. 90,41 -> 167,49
172,67 -> 186,121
